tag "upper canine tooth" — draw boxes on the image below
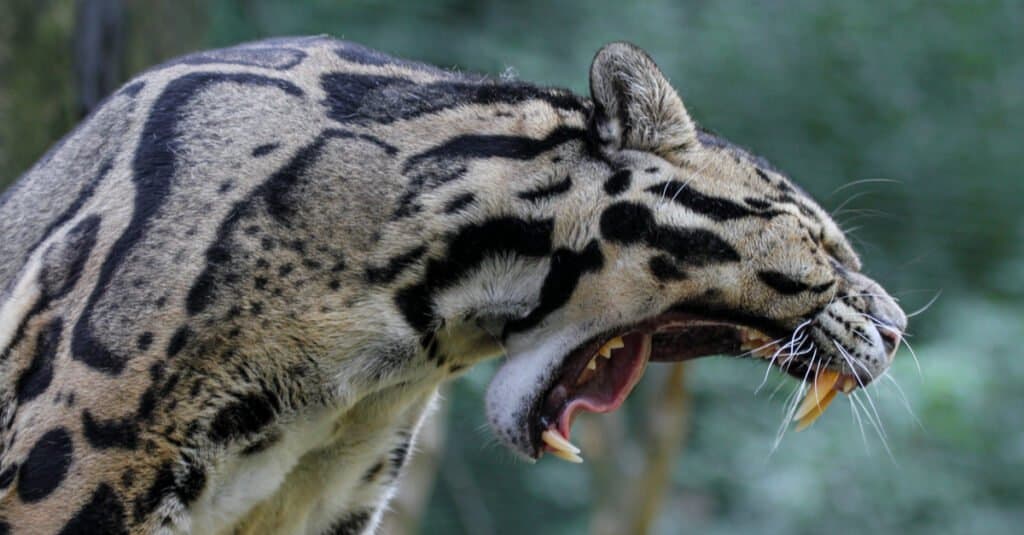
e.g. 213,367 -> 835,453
542,429 -> 581,454
793,369 -> 841,428
549,448 -> 584,463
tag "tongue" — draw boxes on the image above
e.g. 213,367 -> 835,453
545,332 -> 652,441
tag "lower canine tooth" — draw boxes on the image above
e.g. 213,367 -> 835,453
541,429 -> 581,454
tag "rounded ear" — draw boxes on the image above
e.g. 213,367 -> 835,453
589,42 -> 697,164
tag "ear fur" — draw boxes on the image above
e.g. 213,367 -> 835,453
589,42 -> 697,164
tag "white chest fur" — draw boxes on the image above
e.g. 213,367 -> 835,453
180,386 -> 438,535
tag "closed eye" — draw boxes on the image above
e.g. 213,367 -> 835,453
757,270 -> 833,295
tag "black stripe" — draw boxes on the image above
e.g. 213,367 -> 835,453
395,217 -> 554,332
23,160 -> 111,268
646,181 -> 781,221
517,175 -> 572,202
505,240 -> 604,335
757,271 -> 811,295
403,126 -> 585,172
73,72 -> 303,374
394,126 -> 585,219
443,193 -> 476,214
364,245 -> 428,284
600,202 -> 740,266
321,72 -> 584,127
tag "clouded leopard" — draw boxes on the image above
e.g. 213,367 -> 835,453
0,36 -> 906,534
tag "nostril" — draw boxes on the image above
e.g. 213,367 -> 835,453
878,326 -> 900,356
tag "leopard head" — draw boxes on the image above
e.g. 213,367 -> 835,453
484,43 -> 907,461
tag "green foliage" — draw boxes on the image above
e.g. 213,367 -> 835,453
1,1 -> 1021,533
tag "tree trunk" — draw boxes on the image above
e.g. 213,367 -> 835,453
73,0 -> 124,117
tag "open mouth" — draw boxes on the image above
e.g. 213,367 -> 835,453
533,312 -> 862,463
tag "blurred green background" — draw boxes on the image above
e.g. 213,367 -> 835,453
2,1 -> 1021,533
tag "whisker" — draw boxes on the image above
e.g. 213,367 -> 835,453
882,372 -> 923,429
830,177 -> 902,196
848,396 -> 870,452
906,290 -> 942,318
852,391 -> 897,464
830,190 -> 876,215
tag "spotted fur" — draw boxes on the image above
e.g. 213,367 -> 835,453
0,37 -> 905,533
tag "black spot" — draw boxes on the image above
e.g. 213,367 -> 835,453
208,391 -> 280,443
328,279 -> 341,291
15,317 -> 62,403
364,245 -> 428,284
251,143 -> 280,157
361,461 -> 384,483
17,428 -> 73,502
506,240 -> 604,334
646,181 -> 780,221
396,217 -> 554,332
755,168 -> 772,183
443,192 -> 476,214
644,166 -> 659,173
58,483 -> 127,535
517,175 -> 572,202
254,276 -> 268,290
75,72 -> 303,373
134,462 -> 175,523
603,170 -> 631,195
121,469 -> 135,488
166,326 -> 192,357
757,271 -> 813,295
136,332 -> 154,351
649,255 -> 687,281
177,460 -> 207,505
324,509 -> 372,535
600,202 -> 740,266
82,410 -> 138,450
